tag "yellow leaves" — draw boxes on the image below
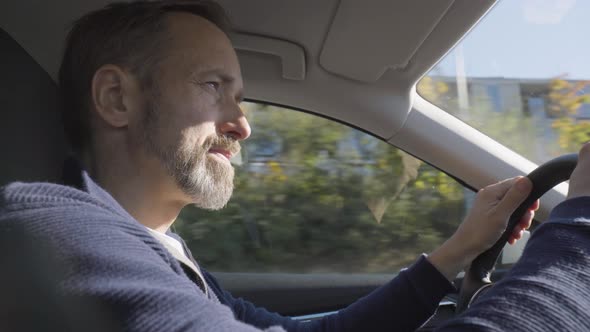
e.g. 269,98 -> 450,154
548,77 -> 590,151
377,158 -> 389,170
267,161 -> 287,182
410,167 -> 463,202
414,180 -> 425,190
417,77 -> 435,100
417,76 -> 450,104
551,117 -> 590,150
570,102 -> 583,112
436,81 -> 449,94
550,78 -> 569,91
548,78 -> 590,114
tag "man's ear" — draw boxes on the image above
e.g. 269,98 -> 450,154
91,64 -> 137,128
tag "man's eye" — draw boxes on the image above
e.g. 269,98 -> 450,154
204,81 -> 220,91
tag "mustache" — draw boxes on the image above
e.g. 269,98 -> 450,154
203,135 -> 241,155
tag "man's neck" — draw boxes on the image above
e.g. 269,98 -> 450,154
84,148 -> 186,233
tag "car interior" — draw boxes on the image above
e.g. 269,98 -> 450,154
0,0 -> 575,330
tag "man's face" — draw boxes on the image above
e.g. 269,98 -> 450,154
133,13 -> 250,210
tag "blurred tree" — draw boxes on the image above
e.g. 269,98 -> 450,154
175,103 -> 467,274
547,78 -> 590,152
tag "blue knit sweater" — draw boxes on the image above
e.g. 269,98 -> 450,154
0,166 -> 453,332
2,165 -> 590,331
436,196 -> 590,331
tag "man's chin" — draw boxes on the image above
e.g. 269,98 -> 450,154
186,180 -> 234,210
190,194 -> 232,211
176,160 -> 235,210
192,202 -> 227,211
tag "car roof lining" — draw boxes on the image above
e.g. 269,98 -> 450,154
0,0 -> 496,140
319,0 -> 456,83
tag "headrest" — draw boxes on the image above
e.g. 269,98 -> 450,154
0,28 -> 67,186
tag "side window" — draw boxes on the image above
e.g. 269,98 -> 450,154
175,102 -> 473,274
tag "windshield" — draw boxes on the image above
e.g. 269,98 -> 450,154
418,0 -> 590,164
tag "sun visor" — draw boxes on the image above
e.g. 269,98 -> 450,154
319,0 -> 454,83
232,33 -> 306,81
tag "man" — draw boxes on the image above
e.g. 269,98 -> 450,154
1,1 -> 587,331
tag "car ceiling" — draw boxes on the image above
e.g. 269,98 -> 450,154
1,0 -> 496,139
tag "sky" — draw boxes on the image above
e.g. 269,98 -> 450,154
432,0 -> 590,80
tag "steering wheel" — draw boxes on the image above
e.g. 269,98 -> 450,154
455,153 -> 579,313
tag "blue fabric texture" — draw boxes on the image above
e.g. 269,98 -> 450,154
436,196 -> 590,331
0,164 -> 454,332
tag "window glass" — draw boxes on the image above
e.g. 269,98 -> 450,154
175,103 -> 472,274
418,0 -> 590,164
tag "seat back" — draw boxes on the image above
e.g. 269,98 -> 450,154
0,28 -> 67,187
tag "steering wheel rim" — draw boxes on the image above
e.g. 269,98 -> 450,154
455,153 -> 578,313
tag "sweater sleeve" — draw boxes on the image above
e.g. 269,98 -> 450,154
207,255 -> 454,332
436,197 -> 590,331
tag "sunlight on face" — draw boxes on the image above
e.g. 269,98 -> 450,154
131,13 -> 247,209
140,96 -> 241,210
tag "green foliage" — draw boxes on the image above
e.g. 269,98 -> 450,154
175,104 -> 467,274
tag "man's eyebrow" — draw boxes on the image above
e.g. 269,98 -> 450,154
197,69 -> 235,83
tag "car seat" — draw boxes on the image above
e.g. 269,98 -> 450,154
0,28 -> 66,187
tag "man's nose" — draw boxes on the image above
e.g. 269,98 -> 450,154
218,104 -> 251,141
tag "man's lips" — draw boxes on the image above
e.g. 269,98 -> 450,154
208,148 -> 232,161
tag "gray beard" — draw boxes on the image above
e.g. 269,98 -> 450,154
157,141 -> 235,210
140,100 -> 235,210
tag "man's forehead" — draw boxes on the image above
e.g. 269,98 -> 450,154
164,12 -> 229,46
158,13 -> 243,91
163,15 -> 239,68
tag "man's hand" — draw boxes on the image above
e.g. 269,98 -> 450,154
428,176 -> 539,282
453,176 -> 538,253
568,142 -> 590,199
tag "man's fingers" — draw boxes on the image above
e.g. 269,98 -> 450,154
495,177 -> 532,216
520,218 -> 532,231
501,207 -> 532,247
513,225 -> 525,238
519,210 -> 534,230
529,199 -> 540,212
509,228 -> 526,245
481,177 -> 519,197
512,228 -> 524,240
